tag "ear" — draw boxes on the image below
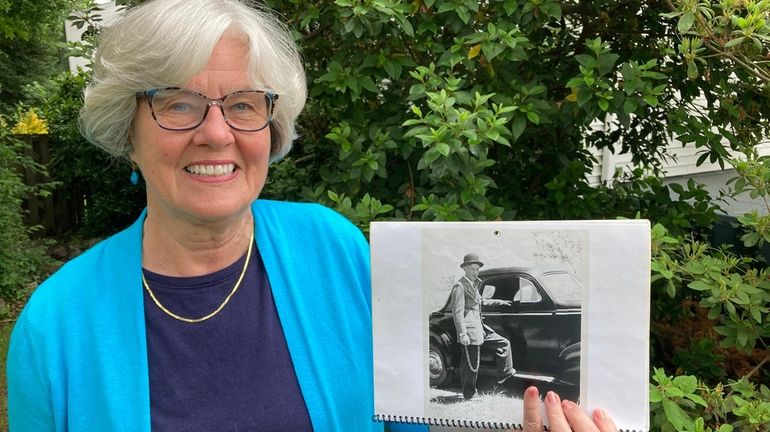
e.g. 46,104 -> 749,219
127,127 -> 137,158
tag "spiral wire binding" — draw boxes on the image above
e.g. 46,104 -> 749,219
373,413 -> 646,431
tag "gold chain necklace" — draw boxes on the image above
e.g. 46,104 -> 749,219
142,231 -> 254,323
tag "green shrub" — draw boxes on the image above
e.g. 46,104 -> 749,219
650,221 -> 770,431
0,117 -> 56,309
43,71 -> 145,236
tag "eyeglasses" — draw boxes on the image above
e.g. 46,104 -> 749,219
138,87 -> 278,132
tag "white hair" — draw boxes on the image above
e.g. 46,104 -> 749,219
79,0 -> 306,162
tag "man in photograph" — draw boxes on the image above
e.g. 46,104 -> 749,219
451,253 -> 515,400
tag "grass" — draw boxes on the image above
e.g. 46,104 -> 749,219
428,379 -> 523,426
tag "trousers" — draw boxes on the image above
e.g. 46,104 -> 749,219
459,330 -> 513,399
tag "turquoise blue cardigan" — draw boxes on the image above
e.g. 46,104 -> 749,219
7,200 -> 422,431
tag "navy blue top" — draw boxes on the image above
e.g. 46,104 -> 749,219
142,245 -> 313,431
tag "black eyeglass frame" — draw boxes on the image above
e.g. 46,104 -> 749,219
137,87 -> 279,132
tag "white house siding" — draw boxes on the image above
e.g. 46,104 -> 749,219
64,0 -> 121,72
588,117 -> 770,216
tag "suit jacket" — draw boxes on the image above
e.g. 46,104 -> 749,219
450,275 -> 486,345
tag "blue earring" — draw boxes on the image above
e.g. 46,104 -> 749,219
130,164 -> 139,185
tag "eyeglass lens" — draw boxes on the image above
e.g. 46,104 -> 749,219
149,89 -> 273,131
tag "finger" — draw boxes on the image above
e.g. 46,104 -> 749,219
591,407 -> 618,432
561,399 -> 599,432
544,391 -> 571,432
522,386 -> 543,432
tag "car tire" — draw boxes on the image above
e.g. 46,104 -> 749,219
429,342 -> 449,387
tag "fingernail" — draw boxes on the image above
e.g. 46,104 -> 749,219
594,408 -> 607,421
562,400 -> 578,410
525,386 -> 539,398
546,391 -> 559,404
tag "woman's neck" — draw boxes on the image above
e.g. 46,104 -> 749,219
140,209 -> 254,277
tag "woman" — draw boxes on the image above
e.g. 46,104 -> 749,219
6,0 -> 616,431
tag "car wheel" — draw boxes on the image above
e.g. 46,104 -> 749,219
429,342 -> 449,387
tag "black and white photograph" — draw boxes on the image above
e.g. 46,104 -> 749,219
422,227 -> 588,425
371,220 -> 650,431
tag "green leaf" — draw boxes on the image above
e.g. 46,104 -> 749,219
526,111 -> 540,124
662,399 -> 691,430
575,54 -> 596,69
750,307 -> 762,323
511,116 -> 526,140
503,0 -> 517,15
457,7 -> 470,24
666,280 -> 677,297
673,375 -> 698,393
623,99 -> 638,114
687,61 -> 699,80
400,18 -> 414,37
688,280 -> 712,291
678,12 -> 695,33
724,37 -> 745,48
437,3 -> 455,14
685,393 -> 708,407
650,385 -> 663,402
383,60 -> 401,78
420,148 -> 441,167
643,95 -> 659,106
494,134 -> 511,146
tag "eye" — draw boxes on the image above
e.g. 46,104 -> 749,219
232,102 -> 253,112
154,92 -> 200,114
167,102 -> 192,113
154,96 -> 197,114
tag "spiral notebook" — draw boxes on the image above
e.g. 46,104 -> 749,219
370,220 -> 650,431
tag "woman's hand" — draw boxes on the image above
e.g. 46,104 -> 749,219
523,386 -> 617,432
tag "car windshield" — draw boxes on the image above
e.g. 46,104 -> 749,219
541,272 -> 581,307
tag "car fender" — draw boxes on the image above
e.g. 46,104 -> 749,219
559,342 -> 580,362
430,329 -> 457,369
557,342 -> 580,386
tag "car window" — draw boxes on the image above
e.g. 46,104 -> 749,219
481,276 -> 514,301
513,278 -> 542,303
541,272 -> 581,307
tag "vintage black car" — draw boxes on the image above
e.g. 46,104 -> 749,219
429,267 -> 581,395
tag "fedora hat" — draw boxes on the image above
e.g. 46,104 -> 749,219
460,253 -> 484,268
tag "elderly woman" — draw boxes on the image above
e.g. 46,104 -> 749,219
6,0 -> 617,431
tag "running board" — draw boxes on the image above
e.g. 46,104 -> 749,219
512,373 -> 556,383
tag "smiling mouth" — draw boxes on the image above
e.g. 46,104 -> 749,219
184,163 -> 236,176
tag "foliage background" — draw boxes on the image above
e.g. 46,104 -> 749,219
1,0 -> 770,430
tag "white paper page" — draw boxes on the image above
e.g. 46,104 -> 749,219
371,222 -> 425,417
371,220 -> 649,431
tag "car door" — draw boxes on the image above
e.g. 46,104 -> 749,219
481,273 -> 562,374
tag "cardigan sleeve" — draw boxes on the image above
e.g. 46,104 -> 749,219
7,313 -> 57,431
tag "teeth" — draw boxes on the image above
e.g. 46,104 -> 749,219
185,163 -> 235,176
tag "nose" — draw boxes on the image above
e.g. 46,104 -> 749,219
193,103 -> 234,148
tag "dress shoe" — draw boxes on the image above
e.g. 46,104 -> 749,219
496,370 -> 516,385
